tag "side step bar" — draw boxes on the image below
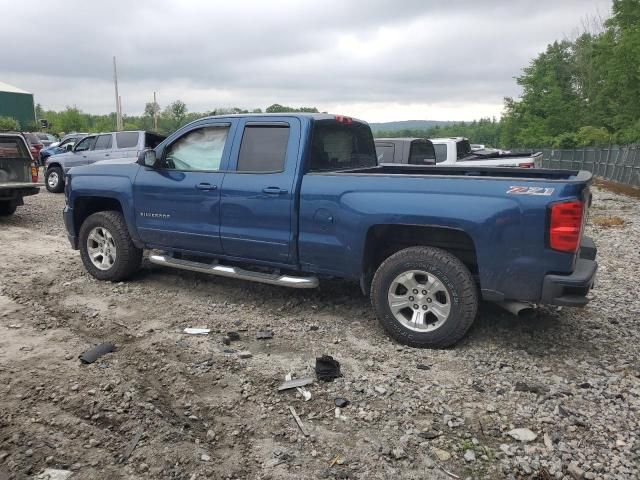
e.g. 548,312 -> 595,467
148,254 -> 319,289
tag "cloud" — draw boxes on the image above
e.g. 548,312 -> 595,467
0,0 -> 610,121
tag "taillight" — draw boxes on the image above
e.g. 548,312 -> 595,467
335,115 -> 353,125
31,163 -> 39,183
519,162 -> 534,168
549,200 -> 584,253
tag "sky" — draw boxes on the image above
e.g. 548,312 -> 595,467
1,0 -> 610,122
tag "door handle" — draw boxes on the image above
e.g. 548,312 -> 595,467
196,183 -> 217,191
104,153 -> 110,157
262,187 -> 288,195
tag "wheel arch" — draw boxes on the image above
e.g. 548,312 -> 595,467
360,224 -> 479,294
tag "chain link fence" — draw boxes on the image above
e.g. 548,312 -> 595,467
513,145 -> 640,187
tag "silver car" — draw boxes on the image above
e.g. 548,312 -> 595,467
44,130 -> 165,193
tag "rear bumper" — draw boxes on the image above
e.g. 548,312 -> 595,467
541,236 -> 597,307
0,185 -> 41,201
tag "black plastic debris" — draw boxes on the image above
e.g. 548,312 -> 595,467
227,331 -> 240,341
416,364 -> 431,370
315,355 -> 342,381
256,330 -> 274,340
79,343 -> 114,364
334,397 -> 350,408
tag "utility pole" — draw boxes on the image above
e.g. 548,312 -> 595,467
118,96 -> 123,130
153,91 -> 158,131
113,56 -> 122,131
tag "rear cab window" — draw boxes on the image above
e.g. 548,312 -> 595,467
308,119 -> 377,172
408,141 -> 436,165
456,140 -> 472,159
115,132 -> 140,149
0,136 -> 30,159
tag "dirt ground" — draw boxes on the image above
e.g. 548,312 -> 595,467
0,186 -> 638,480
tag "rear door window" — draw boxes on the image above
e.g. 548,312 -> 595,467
115,132 -> 139,149
456,140 -> 472,159
408,141 -> 436,165
308,120 -> 376,172
237,125 -> 290,172
94,134 -> 113,150
433,144 -> 448,163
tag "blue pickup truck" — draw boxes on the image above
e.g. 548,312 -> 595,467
63,114 -> 597,347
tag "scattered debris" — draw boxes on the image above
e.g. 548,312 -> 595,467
515,381 -> 550,395
200,453 -> 211,462
463,449 -> 476,462
79,343 -> 115,364
238,350 -> 253,359
507,428 -> 537,442
183,328 -> 210,335
418,431 -> 441,440
8,324 -> 23,329
329,453 -> 341,467
315,355 -> 341,381
309,325 -> 319,331
227,331 -> 240,341
334,397 -> 350,408
121,425 -> 144,463
432,448 -> 451,462
256,330 -> 274,340
416,363 -> 431,370
278,377 -> 314,391
288,406 -> 309,436
374,385 -> 387,395
36,470 -> 73,480
296,386 -> 312,401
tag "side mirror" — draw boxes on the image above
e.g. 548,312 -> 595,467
138,149 -> 157,168
65,143 -> 74,151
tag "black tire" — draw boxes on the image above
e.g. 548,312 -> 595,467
79,211 -> 142,281
0,201 -> 17,216
371,246 -> 478,348
45,166 -> 65,193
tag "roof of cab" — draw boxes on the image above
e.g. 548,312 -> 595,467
195,113 -> 368,124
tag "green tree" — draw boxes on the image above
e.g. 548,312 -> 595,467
0,116 -> 21,131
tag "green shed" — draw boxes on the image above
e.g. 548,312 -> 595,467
0,81 -> 36,130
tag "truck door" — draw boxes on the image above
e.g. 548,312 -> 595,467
91,134 -> 114,162
132,121 -> 234,254
219,118 -> 300,263
64,135 -> 96,171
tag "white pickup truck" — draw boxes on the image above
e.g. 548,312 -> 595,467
375,137 -> 542,168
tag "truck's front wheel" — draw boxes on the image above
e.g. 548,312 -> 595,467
45,166 -> 64,193
371,246 -> 478,348
79,211 -> 142,281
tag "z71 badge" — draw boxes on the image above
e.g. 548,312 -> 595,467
507,186 -> 555,196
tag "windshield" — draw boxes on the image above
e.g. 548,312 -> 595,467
308,120 -> 377,172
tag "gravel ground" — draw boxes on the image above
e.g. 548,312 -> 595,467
0,186 -> 638,480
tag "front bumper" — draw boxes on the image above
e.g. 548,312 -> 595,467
63,205 -> 79,249
541,236 -> 597,307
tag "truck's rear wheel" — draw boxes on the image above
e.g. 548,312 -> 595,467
45,166 -> 64,193
0,201 -> 17,216
371,246 -> 478,348
79,211 -> 142,281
